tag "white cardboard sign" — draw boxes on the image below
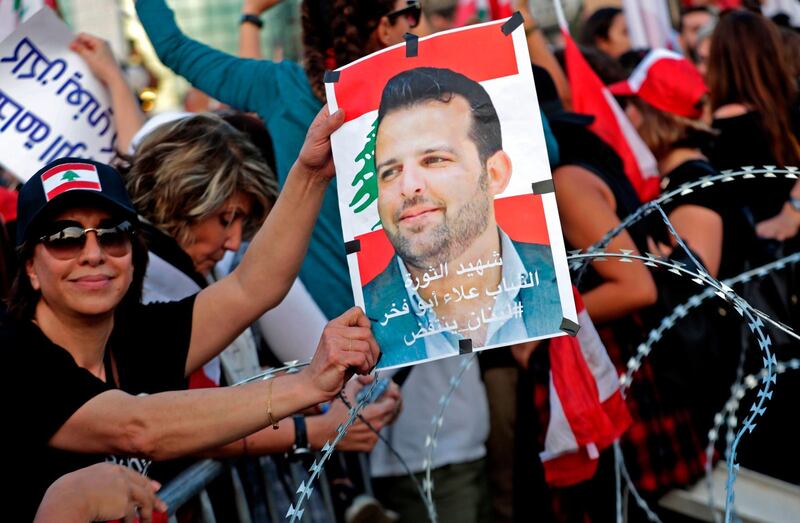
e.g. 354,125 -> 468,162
0,8 -> 116,181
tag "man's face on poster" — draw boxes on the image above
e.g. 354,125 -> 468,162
375,95 -> 510,270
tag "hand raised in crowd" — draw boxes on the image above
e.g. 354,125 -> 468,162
242,0 -> 284,16
294,106 -> 346,185
304,307 -> 381,402
319,376 -> 402,452
34,463 -> 167,523
755,204 -> 800,241
70,33 -> 124,86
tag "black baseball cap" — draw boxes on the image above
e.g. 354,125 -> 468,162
16,157 -> 138,246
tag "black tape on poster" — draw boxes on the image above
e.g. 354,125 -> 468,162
532,179 -> 555,195
404,33 -> 419,57
560,318 -> 581,337
344,239 -> 361,255
501,12 -> 524,35
459,338 -> 474,354
323,70 -> 340,83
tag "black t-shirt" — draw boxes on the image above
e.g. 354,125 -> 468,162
706,111 -> 797,222
660,159 -> 752,279
1,296 -> 194,521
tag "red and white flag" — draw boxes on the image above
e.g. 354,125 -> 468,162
41,161 -> 102,201
563,32 -> 660,201
541,287 -> 631,486
552,0 -> 659,202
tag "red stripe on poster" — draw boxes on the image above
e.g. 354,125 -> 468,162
333,21 -> 518,123
356,194 -> 549,285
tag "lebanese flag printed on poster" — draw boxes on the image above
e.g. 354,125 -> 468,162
562,30 -> 660,202
41,162 -> 102,201
326,20 -> 553,286
541,287 -> 632,486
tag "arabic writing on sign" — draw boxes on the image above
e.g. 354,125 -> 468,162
401,300 -> 524,346
0,10 -> 118,180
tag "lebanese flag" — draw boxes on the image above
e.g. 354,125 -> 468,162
40,162 -> 102,201
540,287 -> 632,486
561,31 -> 660,202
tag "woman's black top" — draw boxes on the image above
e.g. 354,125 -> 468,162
707,111 -> 797,223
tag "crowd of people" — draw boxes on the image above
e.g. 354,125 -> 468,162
1,0 -> 799,522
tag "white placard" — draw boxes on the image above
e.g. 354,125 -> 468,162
0,8 -> 116,181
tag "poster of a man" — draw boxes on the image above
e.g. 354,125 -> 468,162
326,19 -> 576,368
366,67 -> 561,365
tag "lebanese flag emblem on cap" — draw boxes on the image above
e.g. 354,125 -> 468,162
41,162 -> 102,201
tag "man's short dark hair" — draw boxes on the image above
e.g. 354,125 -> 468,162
377,67 -> 502,165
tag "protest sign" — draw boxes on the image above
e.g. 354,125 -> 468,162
0,7 -> 116,181
326,17 -> 577,369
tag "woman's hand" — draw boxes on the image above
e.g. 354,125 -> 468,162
35,463 -> 167,523
756,202 -> 800,241
304,307 -> 380,402
70,33 -> 124,86
294,106 -> 346,186
312,377 -> 401,452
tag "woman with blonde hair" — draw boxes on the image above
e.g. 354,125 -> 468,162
2,107 -> 384,521
123,112 -> 398,463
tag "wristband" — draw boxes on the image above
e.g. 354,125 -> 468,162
240,13 -> 263,29
789,196 -> 800,212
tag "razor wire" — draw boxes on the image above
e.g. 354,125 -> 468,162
240,167 -> 795,523
420,353 -> 478,516
563,183 -> 789,522
338,390 -> 438,523
411,193 -> 790,521
284,373 -> 381,522
567,246 -> 777,523
572,166 -> 799,285
703,359 -> 800,523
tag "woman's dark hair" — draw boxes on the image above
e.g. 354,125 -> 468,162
579,7 -> 623,48
302,0 -> 397,101
5,222 -> 148,321
708,10 -> 800,166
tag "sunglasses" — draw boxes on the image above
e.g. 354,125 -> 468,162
387,1 -> 421,28
39,220 -> 134,260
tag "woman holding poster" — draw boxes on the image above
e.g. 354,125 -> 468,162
0,107 -> 382,522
